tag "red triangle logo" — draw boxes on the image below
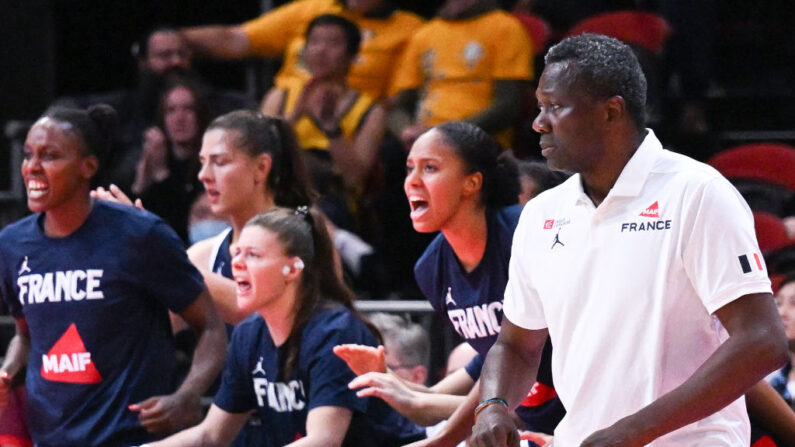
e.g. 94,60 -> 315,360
639,201 -> 660,218
41,323 -> 102,384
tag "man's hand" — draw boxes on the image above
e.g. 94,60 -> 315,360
129,391 -> 202,435
469,404 -> 520,447
333,344 -> 386,375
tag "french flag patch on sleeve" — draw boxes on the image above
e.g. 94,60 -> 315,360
738,252 -> 764,274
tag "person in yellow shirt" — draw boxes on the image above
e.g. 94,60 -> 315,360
262,14 -> 385,233
262,14 -> 385,193
389,0 -> 533,149
179,0 -> 423,100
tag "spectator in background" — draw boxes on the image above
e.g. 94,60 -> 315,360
368,313 -> 430,386
389,0 -> 533,149
179,0 -> 424,101
262,14 -> 386,231
55,27 -> 255,194
770,275 -> 795,406
131,77 -> 209,243
748,274 -> 795,446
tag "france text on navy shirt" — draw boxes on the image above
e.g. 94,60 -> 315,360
0,201 -> 205,446
214,304 -> 425,447
414,206 -> 565,434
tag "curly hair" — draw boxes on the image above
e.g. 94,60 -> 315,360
545,33 -> 648,130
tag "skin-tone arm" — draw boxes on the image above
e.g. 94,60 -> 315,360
335,343 -> 481,428
349,369 -> 473,426
325,104 -> 386,190
467,80 -> 525,135
87,190 -> 245,327
131,290 -> 228,434
0,319 -> 31,413
132,127 -> 170,195
265,79 -> 387,190
468,319 -> 547,447
154,405 -> 352,447
286,406 -> 352,447
333,343 -> 474,395
148,405 -> 249,447
261,87 -> 286,117
388,89 -> 423,150
578,293 -> 787,446
186,240 -> 250,325
179,25 -> 252,60
745,380 -> 795,443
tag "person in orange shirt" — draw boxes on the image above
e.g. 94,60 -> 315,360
262,14 -> 385,193
180,0 -> 423,101
389,0 -> 533,149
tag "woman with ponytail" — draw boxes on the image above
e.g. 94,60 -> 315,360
145,207 -> 425,447
336,121 -> 565,445
186,110 -> 316,325
0,105 -> 226,446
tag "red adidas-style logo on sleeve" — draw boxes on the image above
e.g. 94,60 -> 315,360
41,323 -> 102,384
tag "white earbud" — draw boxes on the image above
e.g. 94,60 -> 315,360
282,259 -> 305,277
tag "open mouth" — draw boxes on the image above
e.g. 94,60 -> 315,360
26,180 -> 48,199
408,197 -> 429,219
235,277 -> 252,294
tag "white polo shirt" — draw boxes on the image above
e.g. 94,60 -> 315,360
503,130 -> 771,446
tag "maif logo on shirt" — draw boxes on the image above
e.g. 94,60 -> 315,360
41,323 -> 102,384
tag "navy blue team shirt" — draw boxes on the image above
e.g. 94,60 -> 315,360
414,206 -> 565,434
0,201 -> 205,447
214,304 -> 426,447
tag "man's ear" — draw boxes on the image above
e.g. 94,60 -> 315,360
605,95 -> 627,124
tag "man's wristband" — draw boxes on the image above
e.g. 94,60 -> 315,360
474,397 -> 509,418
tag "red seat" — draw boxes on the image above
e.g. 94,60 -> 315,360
754,211 -> 794,253
513,12 -> 552,54
707,143 -> 795,190
566,11 -> 672,54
